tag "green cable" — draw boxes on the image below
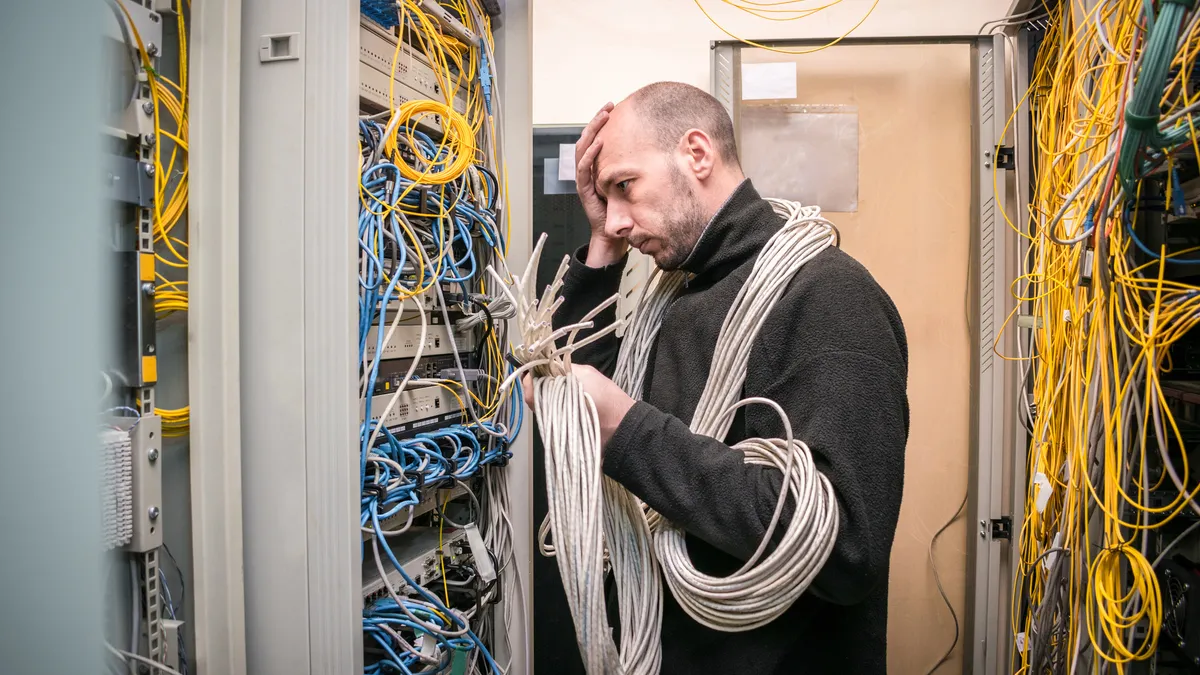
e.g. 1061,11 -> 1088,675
1118,1 -> 1193,190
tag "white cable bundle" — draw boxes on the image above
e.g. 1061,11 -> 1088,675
597,474 -> 661,675
490,238 -> 632,673
495,198 -> 843,672
534,375 -> 621,673
614,199 -> 842,632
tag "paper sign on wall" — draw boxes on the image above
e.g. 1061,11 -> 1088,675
543,158 -> 576,195
741,62 -> 797,101
740,104 -> 859,212
558,143 -> 576,181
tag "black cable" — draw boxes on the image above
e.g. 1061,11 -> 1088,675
475,166 -> 499,209
467,296 -> 497,365
162,543 -> 187,612
926,492 -> 968,675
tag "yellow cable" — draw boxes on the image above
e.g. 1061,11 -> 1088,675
692,0 -> 879,55
1001,0 -> 1200,666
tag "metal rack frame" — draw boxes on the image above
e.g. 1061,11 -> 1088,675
233,1 -> 534,673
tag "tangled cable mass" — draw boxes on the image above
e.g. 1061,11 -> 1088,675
497,199 -> 842,671
1004,0 -> 1200,671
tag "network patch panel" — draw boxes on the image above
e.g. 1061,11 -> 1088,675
361,527 -> 470,602
372,352 -> 478,395
362,383 -> 464,437
363,314 -> 476,361
358,20 -> 468,134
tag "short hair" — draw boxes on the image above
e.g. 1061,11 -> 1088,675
627,82 -> 740,167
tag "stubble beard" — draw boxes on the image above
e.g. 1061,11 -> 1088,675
654,164 -> 708,271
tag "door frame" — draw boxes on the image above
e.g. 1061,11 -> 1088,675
711,34 -> 1020,675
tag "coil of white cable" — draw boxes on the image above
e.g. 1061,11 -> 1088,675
494,198 -> 843,672
614,199 -> 841,632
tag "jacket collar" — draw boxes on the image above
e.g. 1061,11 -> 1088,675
679,178 -> 781,279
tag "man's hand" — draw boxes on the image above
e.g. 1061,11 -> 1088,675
576,103 -> 628,268
521,364 -> 636,446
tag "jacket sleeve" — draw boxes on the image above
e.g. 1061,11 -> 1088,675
551,244 -> 628,378
602,275 -> 908,606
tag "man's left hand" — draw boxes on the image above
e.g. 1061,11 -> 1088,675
521,364 -> 636,446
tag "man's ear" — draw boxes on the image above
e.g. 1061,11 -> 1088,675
679,128 -> 716,181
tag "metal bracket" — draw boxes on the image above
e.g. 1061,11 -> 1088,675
125,414 -> 163,552
996,145 -> 1016,170
105,155 -> 156,207
142,549 -> 164,663
990,516 -> 1013,540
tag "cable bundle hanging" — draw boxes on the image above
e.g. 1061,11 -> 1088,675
488,237 -> 631,673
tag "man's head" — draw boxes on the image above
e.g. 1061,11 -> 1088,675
592,82 -> 745,270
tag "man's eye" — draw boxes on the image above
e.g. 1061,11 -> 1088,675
616,180 -> 631,191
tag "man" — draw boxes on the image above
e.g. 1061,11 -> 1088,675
530,82 -> 908,674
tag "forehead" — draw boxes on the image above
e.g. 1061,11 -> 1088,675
594,105 -> 655,182
595,104 -> 642,155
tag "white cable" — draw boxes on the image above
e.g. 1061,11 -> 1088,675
615,199 -> 840,632
497,199 -> 842,672
364,294 -> 427,454
129,558 -> 140,675
534,374 -> 621,673
106,643 -> 185,675
456,294 -> 516,332
490,237 -> 647,674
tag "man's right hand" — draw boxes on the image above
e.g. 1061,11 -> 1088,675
576,102 -> 628,268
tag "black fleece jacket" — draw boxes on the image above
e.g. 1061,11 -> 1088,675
552,180 -> 909,674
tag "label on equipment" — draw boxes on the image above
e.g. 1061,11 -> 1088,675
464,523 -> 497,584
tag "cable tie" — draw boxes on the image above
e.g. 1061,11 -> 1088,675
1125,110 -> 1160,131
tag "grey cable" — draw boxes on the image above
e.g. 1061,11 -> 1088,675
501,201 -> 843,673
106,643 -> 184,675
1154,520 -> 1200,568
492,236 -> 649,673
435,282 -> 506,438
102,0 -> 141,108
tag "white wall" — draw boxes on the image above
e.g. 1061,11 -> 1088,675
533,0 -> 1014,124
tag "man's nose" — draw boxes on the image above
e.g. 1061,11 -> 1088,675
605,202 -> 634,239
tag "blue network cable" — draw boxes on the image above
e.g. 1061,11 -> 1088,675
361,424 -> 511,530
356,114 -> 517,674
363,600 -> 477,674
365,510 -> 503,675
1123,203 -> 1200,265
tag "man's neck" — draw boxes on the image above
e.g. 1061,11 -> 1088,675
699,170 -> 748,223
